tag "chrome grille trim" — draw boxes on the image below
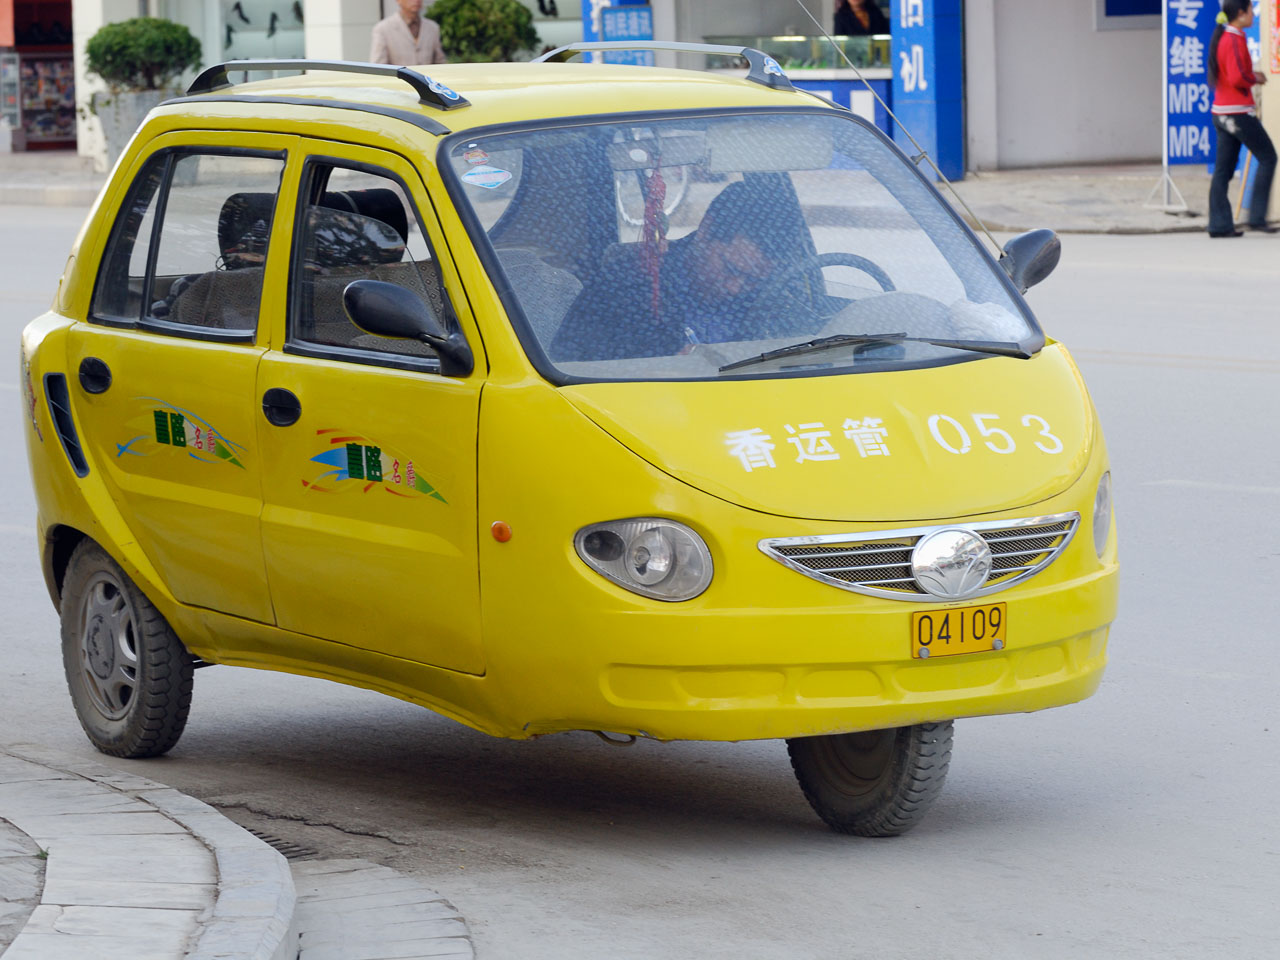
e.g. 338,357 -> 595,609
759,512 -> 1079,602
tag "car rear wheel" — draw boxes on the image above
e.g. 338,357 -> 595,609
786,721 -> 953,836
60,540 -> 193,758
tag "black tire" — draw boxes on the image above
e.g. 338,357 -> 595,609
786,721 -> 953,837
60,540 -> 193,758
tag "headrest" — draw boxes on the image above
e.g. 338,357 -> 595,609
320,188 -> 410,244
218,192 -> 276,269
305,206 -> 406,268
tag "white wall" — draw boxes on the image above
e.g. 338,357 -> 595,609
967,0 -> 1162,169
305,0 -> 382,61
73,0 -> 139,169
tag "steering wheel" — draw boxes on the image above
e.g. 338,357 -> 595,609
767,251 -> 895,297
746,250 -> 893,320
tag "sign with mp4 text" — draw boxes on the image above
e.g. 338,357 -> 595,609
1164,1 -> 1261,164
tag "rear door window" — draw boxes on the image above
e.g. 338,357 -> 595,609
92,150 -> 285,338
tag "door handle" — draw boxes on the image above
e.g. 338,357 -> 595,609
78,357 -> 112,394
262,387 -> 301,426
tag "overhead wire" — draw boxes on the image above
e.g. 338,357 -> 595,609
789,0 -> 1004,255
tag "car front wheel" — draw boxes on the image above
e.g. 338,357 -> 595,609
60,540 -> 193,758
786,721 -> 953,836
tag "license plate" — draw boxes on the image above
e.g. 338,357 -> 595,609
911,602 -> 1006,659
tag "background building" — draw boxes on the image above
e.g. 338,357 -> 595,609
5,0 -> 1275,189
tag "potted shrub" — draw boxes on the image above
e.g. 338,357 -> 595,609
85,17 -> 201,170
427,0 -> 540,62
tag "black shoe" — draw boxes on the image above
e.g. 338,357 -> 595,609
1248,223 -> 1279,233
231,2 -> 251,24
1208,229 -> 1244,237
267,12 -> 279,38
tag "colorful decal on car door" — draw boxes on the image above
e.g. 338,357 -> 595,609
115,399 -> 246,467
305,428 -> 446,502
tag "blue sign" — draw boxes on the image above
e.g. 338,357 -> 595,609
1165,1 -> 1262,166
890,1 -> 964,180
600,5 -> 654,65
1164,1 -> 1216,164
581,2 -> 649,40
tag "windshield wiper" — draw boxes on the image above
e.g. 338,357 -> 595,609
719,331 -> 1032,373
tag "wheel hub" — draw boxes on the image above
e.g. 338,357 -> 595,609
85,613 -> 115,679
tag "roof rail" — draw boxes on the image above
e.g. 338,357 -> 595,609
187,59 -> 470,111
532,41 -> 793,92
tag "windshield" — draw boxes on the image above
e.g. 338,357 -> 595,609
444,110 -> 1041,381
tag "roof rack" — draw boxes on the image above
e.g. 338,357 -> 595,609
532,41 -> 794,92
187,59 -> 470,111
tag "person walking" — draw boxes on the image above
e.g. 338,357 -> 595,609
1207,0 -> 1276,236
370,0 -> 448,66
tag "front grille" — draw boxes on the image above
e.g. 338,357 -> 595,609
760,513 -> 1079,601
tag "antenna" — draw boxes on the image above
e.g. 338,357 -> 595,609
790,0 -> 1003,255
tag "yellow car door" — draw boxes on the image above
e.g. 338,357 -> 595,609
254,142 -> 485,675
64,133 -> 296,622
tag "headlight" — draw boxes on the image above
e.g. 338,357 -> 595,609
1092,471 -> 1112,557
575,518 -> 713,601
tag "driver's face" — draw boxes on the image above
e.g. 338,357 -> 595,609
696,234 -> 776,300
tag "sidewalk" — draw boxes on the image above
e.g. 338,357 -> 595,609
0,745 -> 473,960
0,149 -> 1227,234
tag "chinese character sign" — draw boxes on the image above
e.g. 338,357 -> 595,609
1165,2 -> 1262,165
1165,1 -> 1213,163
889,1 -> 963,180
600,5 -> 654,65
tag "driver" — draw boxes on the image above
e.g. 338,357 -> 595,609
550,178 -> 811,362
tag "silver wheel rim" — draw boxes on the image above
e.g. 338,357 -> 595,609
76,571 -> 139,721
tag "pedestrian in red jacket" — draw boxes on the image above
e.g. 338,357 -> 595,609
1207,0 -> 1277,236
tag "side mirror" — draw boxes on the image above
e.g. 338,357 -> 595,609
998,229 -> 1061,294
342,279 -> 474,377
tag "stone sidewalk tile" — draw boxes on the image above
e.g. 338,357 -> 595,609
2,745 -> 300,960
38,877 -> 215,911
294,859 -> 473,960
0,755 -> 77,785
0,779 -> 152,819
21,902 -> 200,938
0,818 -> 43,953
6,901 -> 202,959
15,811 -> 187,839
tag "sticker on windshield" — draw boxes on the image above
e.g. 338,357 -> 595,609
462,147 -> 490,165
115,400 -> 246,467
461,165 -> 512,189
306,428 -> 446,502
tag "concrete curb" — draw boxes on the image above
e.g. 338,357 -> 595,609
0,184 -> 105,207
144,790 -> 298,960
0,744 -> 297,960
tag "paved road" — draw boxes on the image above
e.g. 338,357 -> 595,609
3,207 -> 1277,959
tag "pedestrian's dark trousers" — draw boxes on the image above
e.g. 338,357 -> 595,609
1208,113 -> 1277,233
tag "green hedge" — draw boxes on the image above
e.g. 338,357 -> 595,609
428,0 -> 540,63
86,18 -> 202,92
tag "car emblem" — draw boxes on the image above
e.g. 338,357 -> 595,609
910,528 -> 992,600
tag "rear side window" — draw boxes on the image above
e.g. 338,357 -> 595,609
92,151 -> 285,337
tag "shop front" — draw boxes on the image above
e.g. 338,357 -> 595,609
1,0 -> 75,151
